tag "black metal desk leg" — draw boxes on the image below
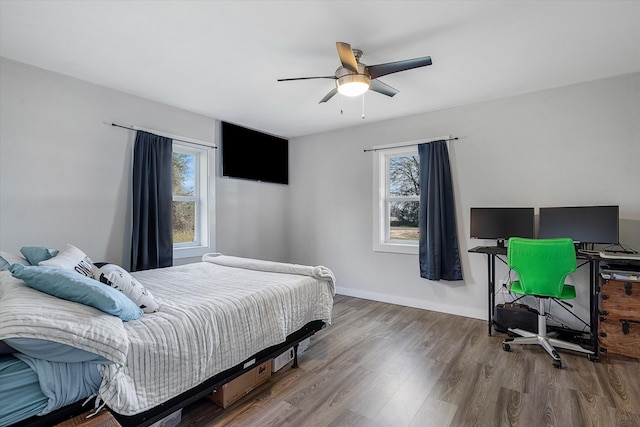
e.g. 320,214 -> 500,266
487,254 -> 495,336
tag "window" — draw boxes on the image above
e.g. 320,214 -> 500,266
373,146 -> 420,254
172,142 -> 214,258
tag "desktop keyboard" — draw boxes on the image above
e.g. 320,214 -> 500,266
599,251 -> 640,261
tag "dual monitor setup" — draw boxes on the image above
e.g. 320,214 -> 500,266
470,205 -> 620,249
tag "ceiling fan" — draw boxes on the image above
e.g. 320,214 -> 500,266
278,42 -> 432,103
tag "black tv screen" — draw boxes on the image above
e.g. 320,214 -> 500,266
221,121 -> 288,184
538,205 -> 619,244
470,207 -> 535,245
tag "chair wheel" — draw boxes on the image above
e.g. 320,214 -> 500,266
502,342 -> 511,352
553,359 -> 562,369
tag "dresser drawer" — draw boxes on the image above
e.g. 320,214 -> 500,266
600,279 -> 640,322
599,315 -> 640,359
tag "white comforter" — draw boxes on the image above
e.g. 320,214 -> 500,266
0,272 -> 130,364
0,256 -> 335,416
101,255 -> 334,415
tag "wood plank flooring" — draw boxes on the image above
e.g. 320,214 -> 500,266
178,295 -> 640,427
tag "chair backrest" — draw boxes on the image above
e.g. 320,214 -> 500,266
507,237 -> 577,297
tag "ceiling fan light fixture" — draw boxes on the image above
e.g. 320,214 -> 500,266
337,74 -> 370,96
278,42 -> 432,103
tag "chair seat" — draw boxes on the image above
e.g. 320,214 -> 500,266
510,280 -> 576,300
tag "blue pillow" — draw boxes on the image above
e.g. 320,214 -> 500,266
20,247 -> 59,266
9,264 -> 143,321
0,256 -> 9,271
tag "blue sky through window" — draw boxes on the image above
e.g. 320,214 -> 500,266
185,156 -> 195,194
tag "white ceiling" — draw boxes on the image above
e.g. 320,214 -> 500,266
1,1 -> 639,138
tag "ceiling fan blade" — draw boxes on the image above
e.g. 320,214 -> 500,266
278,76 -> 336,82
336,42 -> 359,72
368,56 -> 432,80
369,79 -> 399,97
319,88 -> 338,103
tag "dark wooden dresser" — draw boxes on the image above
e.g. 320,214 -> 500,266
599,278 -> 640,359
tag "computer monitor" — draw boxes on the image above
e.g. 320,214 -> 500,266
538,205 -> 619,246
470,207 -> 535,247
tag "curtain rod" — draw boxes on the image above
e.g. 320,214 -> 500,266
110,123 -> 217,149
363,137 -> 459,153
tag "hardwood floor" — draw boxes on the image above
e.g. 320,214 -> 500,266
178,295 -> 640,427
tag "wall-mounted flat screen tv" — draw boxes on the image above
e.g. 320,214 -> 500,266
221,121 -> 288,184
470,207 -> 535,247
538,205 -> 619,245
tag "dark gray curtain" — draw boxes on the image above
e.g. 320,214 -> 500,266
131,131 -> 173,271
418,140 -> 463,281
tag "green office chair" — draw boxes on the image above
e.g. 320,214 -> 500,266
502,237 -> 594,368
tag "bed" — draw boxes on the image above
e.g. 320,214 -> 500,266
0,250 -> 335,427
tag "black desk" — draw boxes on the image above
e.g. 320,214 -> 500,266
469,246 -> 602,358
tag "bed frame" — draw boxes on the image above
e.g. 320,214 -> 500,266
13,320 -> 326,427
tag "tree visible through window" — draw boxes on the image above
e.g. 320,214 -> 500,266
388,153 -> 419,241
172,150 -> 197,245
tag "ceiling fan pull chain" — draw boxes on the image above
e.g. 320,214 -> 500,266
340,94 -> 344,115
362,93 -> 365,119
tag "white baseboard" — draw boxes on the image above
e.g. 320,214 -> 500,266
335,286 -> 486,321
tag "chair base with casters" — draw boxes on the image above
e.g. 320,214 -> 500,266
502,297 -> 594,368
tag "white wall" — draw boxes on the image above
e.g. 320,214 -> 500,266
216,177 -> 289,261
0,58 -> 290,267
288,72 -> 640,323
2,57 -> 638,324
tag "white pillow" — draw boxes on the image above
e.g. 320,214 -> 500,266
38,243 -> 95,278
94,263 -> 159,313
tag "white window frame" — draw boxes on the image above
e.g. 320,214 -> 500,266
372,136 -> 449,255
373,146 -> 420,255
172,141 -> 215,259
